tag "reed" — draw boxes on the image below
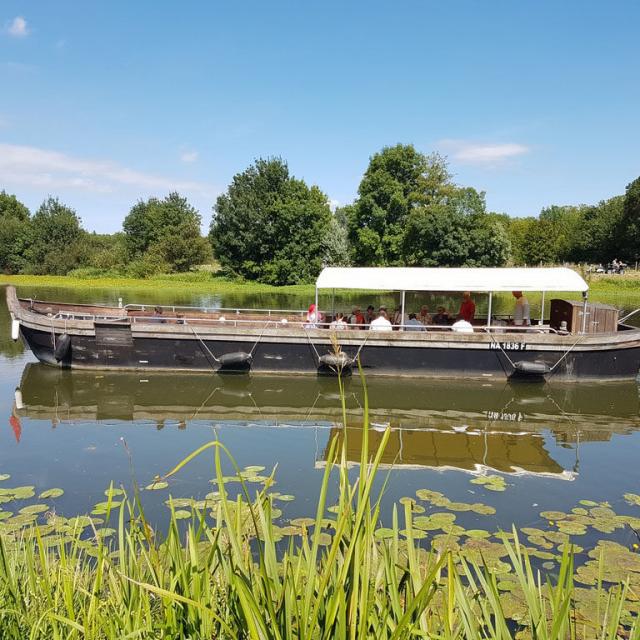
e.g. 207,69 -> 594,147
0,369 -> 638,638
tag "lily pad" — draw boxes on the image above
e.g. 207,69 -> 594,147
0,474 -> 10,481
540,510 -> 567,521
19,504 -> 49,516
104,487 -> 124,498
145,481 -> 168,490
39,488 -> 64,499
173,510 -> 191,520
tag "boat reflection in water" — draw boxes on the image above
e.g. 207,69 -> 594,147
14,363 -> 640,480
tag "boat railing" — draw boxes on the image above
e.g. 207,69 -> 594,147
123,303 -> 307,317
48,309 -> 559,334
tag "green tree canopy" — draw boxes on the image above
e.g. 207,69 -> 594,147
0,191 -> 31,273
122,192 -> 210,272
617,176 -> 640,261
401,188 -> 510,267
24,197 -> 84,275
209,157 -> 332,285
347,145 -> 454,265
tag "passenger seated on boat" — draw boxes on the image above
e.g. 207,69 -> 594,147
418,305 -> 432,325
404,313 -> 425,332
153,306 -> 167,324
304,303 -> 321,328
392,306 -> 404,327
511,291 -> 531,326
365,305 -> 375,325
457,292 -> 476,322
432,306 -> 450,325
370,309 -> 393,331
348,306 -> 365,328
451,318 -> 474,333
330,312 -> 348,330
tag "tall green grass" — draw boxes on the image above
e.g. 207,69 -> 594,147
0,369 -> 639,638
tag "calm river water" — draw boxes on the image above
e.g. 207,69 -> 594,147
2,284 -> 640,548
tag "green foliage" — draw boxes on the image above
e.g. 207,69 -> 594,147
402,187 -> 511,266
210,157 -> 332,285
23,197 -> 84,275
348,144 -> 454,265
0,192 -> 31,274
123,192 -> 210,272
617,176 -> 640,260
322,210 -> 351,267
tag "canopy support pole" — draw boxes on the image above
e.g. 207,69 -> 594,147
315,287 -> 319,323
539,291 -> 546,326
581,291 -> 588,334
400,290 -> 406,330
486,292 -> 492,328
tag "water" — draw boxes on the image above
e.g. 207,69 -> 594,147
2,284 -> 640,548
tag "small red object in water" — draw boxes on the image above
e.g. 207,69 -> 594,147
9,414 -> 21,443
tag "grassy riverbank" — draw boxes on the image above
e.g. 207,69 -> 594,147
1,377 -> 640,638
0,272 -> 316,296
1,269 -> 639,298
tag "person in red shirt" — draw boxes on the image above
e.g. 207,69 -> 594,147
457,291 -> 476,322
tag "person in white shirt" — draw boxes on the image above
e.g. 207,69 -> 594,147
512,291 -> 530,326
369,310 -> 393,331
451,319 -> 474,333
329,312 -> 348,330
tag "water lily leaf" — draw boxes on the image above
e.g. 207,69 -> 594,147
415,489 -> 444,501
173,510 -> 191,520
471,503 -> 496,516
316,532 -> 332,545
291,517 -> 315,528
446,502 -> 473,512
243,465 -> 265,473
0,474 -> 10,481
39,488 -> 64,499
327,505 -> 340,514
165,498 -> 194,508
400,529 -> 427,539
520,527 -> 545,537
540,510 -> 567,521
464,529 -> 490,539
485,483 -> 506,492
276,494 -> 295,502
19,504 -> 49,516
399,497 -> 416,506
527,535 -> 553,549
104,488 -> 124,498
542,561 -> 556,570
571,507 -> 588,516
624,493 -> 640,507
374,528 -> 395,540
590,506 -> 616,518
497,580 -> 518,591
579,499 -> 598,507
145,481 -> 168,490
0,511 -> 13,520
556,522 -> 587,535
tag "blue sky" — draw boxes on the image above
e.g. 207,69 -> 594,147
1,1 -> 638,233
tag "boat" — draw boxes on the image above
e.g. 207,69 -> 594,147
6,267 -> 640,380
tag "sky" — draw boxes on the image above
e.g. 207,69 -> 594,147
0,1 -> 639,233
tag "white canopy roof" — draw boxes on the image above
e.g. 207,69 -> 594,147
316,267 -> 588,293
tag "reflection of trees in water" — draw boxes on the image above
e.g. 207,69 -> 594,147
0,288 -> 24,359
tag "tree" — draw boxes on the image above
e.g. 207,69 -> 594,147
401,188 -> 510,267
123,192 -> 210,272
0,191 -> 31,273
23,197 -> 84,275
616,176 -> 640,262
347,145 -> 454,265
519,218 -> 558,265
570,196 -> 624,263
209,157 -> 332,285
322,208 -> 351,267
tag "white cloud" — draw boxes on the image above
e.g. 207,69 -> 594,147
329,199 -> 340,211
179,149 -> 199,163
0,142 -> 215,197
438,139 -> 530,167
6,16 -> 29,37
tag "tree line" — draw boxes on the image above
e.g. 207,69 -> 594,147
1,144 -> 639,284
